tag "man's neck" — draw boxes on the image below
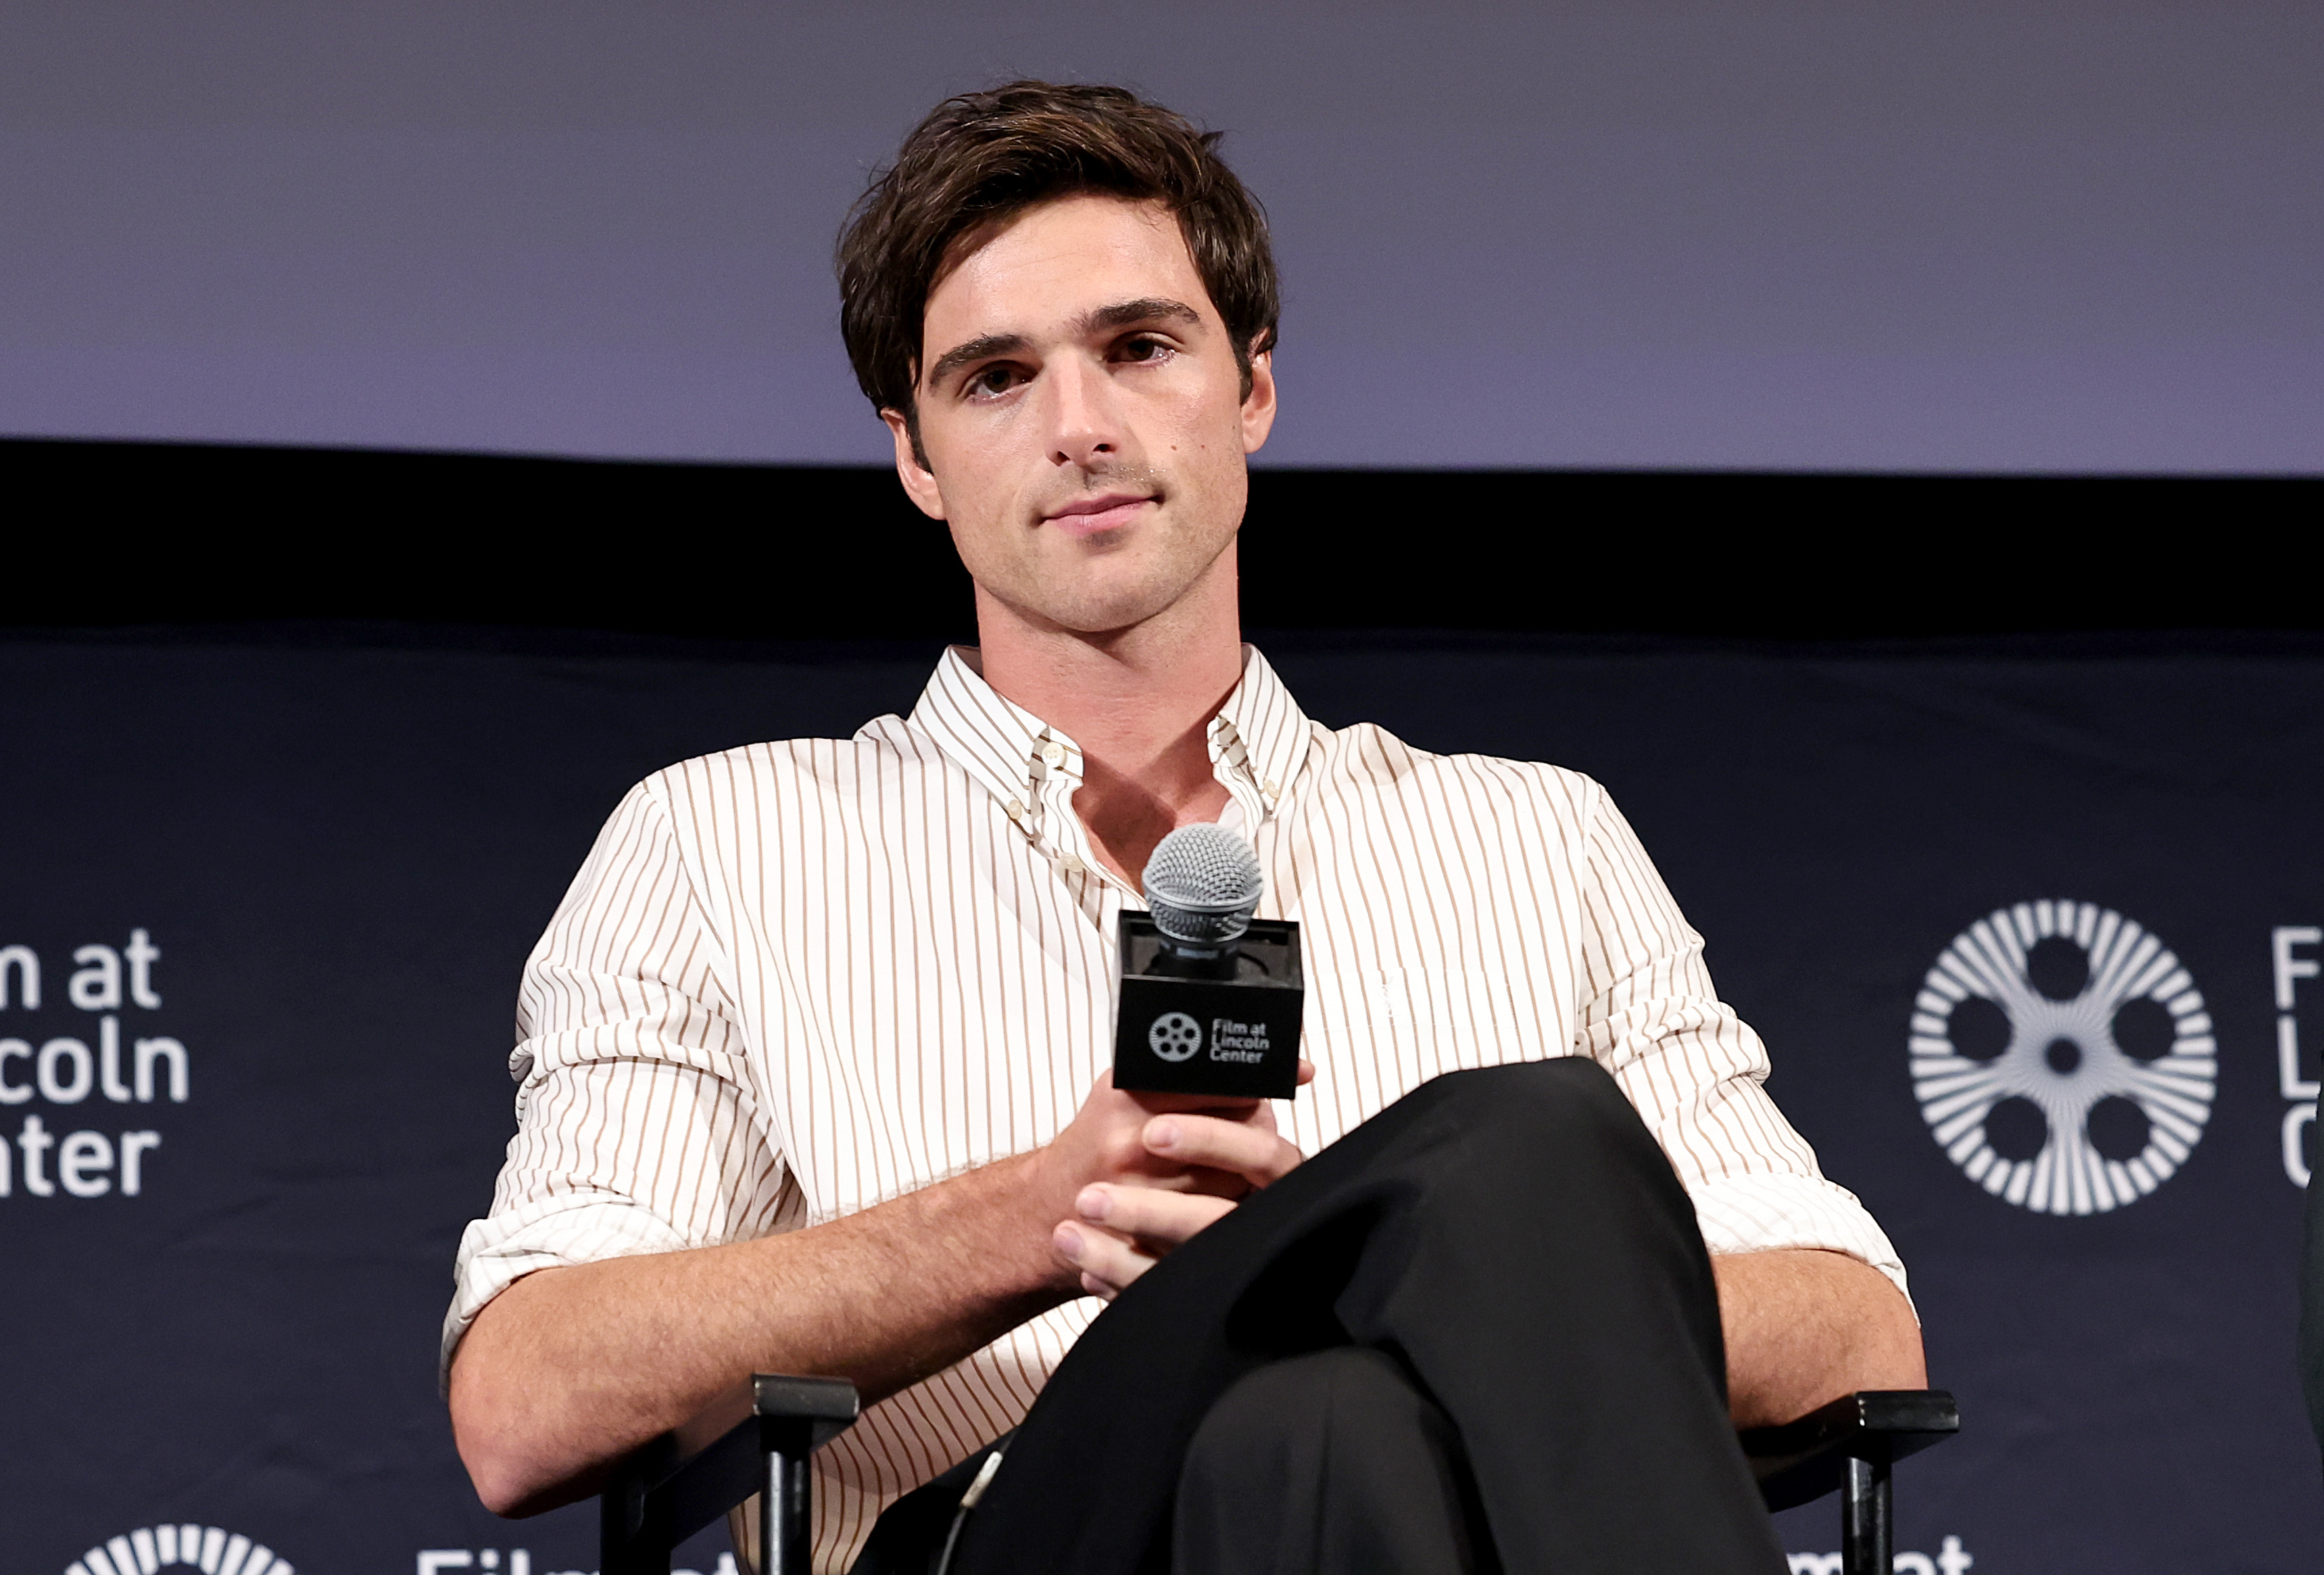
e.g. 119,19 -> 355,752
972,548 -> 1242,886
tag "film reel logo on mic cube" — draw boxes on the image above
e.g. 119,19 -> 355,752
1114,823 -> 1305,1099
1146,1011 -> 1205,1063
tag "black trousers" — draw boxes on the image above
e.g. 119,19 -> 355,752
854,1060 -> 1785,1575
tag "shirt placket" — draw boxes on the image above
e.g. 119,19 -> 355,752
1208,716 -> 1278,830
1020,729 -> 1125,931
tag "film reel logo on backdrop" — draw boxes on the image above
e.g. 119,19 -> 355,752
1912,900 -> 2216,1215
66,1525 -> 292,1575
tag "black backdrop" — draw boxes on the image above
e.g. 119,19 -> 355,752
5,443 -> 2323,1575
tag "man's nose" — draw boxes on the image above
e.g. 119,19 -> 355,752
1044,354 -> 1123,470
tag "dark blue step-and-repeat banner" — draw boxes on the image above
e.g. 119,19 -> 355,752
5,631 -> 2320,1574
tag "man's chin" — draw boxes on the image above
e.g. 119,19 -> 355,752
1037,598 -> 1181,639
972,527 -> 1236,639
992,579 -> 1190,640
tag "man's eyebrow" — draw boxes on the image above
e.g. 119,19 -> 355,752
923,300 -> 1203,391
1078,297 -> 1203,336
926,332 -> 1030,391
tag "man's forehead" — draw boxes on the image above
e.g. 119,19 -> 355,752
923,194 -> 1215,345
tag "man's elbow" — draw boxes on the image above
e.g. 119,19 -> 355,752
448,1328 -> 604,1518
455,1432 -> 538,1519
1714,1248 -> 1930,1426
1854,1274 -> 1929,1392
450,1355 -> 543,1516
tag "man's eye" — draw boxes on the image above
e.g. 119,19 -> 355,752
1119,337 -> 1168,363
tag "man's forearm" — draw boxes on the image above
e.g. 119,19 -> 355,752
1711,1248 -> 1927,1429
449,1149 -> 1070,1518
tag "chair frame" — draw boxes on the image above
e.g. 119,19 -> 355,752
1741,1388 -> 1961,1575
603,1376 -> 1956,1575
600,1374 -> 858,1575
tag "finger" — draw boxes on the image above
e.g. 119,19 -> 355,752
1103,1163 -> 1249,1198
1173,1165 -> 1259,1201
1128,1089 -> 1270,1118
1053,1219 -> 1159,1297
1143,1113 -> 1303,1186
1297,1058 -> 1316,1086
1111,1106 -> 1284,1192
1078,1182 -> 1237,1247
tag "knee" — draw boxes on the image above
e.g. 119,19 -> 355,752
1429,1057 -> 1643,1153
1384,1058 -> 1687,1226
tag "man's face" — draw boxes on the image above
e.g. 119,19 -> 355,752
886,193 -> 1276,637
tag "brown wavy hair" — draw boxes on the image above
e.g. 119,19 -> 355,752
837,82 -> 1279,456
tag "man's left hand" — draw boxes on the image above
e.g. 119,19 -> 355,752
1053,1082 -> 1305,1299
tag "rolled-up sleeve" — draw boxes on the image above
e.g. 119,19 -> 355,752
1572,787 -> 1911,1307
441,779 -> 800,1386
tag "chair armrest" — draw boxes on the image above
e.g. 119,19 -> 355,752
603,1374 -> 861,1570
1740,1389 -> 1959,1513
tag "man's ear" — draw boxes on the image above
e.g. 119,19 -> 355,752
1240,347 -> 1278,456
881,406 -> 947,521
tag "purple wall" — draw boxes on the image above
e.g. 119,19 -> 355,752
2,2 -> 2317,472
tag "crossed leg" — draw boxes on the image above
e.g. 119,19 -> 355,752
881,1059 -> 1785,1575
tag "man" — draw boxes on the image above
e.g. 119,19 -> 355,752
445,82 -> 1924,1573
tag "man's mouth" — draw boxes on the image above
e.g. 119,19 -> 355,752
1041,493 -> 1157,536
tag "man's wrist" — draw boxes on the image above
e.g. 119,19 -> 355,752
948,1146 -> 1083,1302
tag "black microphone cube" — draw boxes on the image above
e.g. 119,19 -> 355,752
1113,913 -> 1304,1099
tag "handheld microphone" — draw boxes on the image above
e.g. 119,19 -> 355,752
1112,824 -> 1304,1098
1143,822 -> 1265,976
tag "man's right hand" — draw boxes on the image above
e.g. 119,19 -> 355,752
450,1064 -> 1305,1517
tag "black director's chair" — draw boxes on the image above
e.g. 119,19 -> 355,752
600,1374 -> 859,1575
603,1376 -> 1957,1575
1741,1388 -> 1961,1574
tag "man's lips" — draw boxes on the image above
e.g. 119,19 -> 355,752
1041,493 -> 1156,535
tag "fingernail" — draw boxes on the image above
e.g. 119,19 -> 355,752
1147,1119 -> 1180,1150
1054,1223 -> 1083,1259
1077,1185 -> 1111,1221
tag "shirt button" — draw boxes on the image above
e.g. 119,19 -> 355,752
1263,779 -> 1279,796
1059,854 -> 1086,875
1006,799 -> 1027,822
1042,742 -> 1067,767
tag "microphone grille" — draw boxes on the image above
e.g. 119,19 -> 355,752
1142,823 -> 1264,947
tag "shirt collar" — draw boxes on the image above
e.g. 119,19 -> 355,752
1205,645 -> 1311,821
909,647 -> 1059,831
907,643 -> 1314,831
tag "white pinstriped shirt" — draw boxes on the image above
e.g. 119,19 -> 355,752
445,646 -> 1906,1572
